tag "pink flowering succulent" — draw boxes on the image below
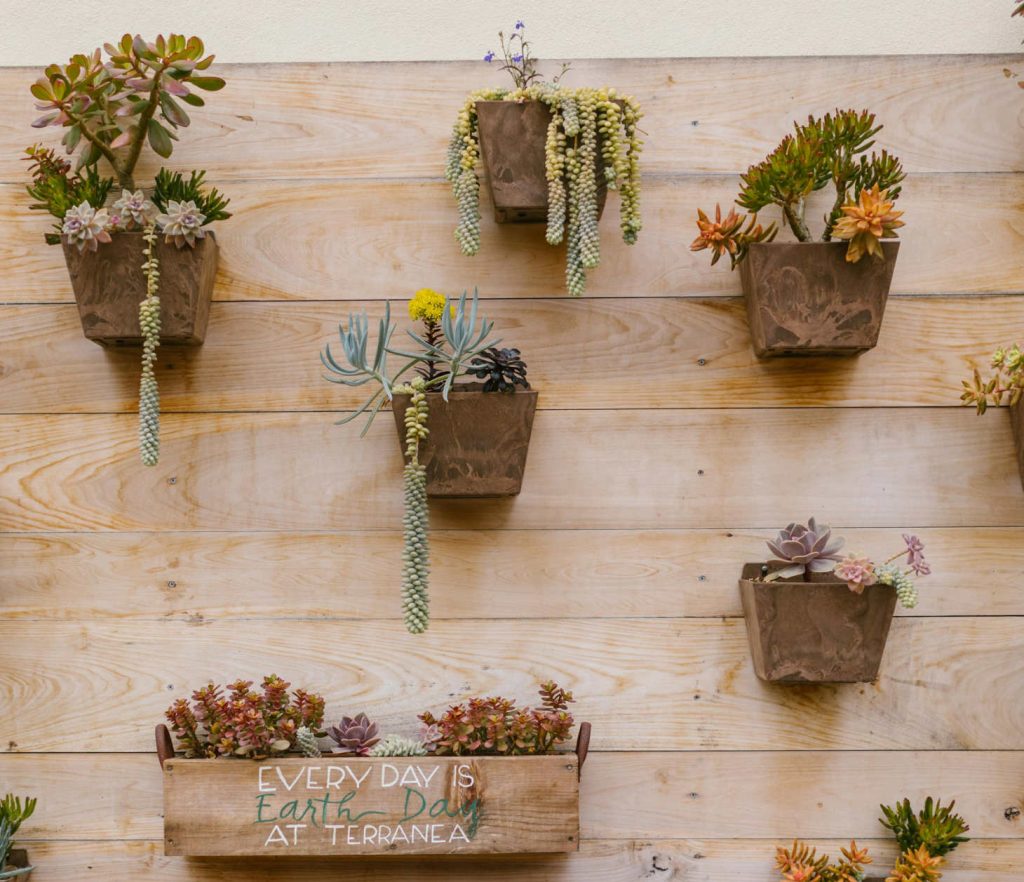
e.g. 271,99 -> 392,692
830,534 -> 932,608
834,555 -> 877,594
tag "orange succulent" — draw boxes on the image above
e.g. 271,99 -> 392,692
886,845 -> 945,882
691,204 -> 776,269
832,184 -> 904,263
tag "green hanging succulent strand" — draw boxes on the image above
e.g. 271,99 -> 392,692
396,378 -> 430,634
138,223 -> 161,466
446,85 -> 643,296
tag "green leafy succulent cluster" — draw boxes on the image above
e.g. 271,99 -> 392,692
880,797 -> 970,859
23,144 -> 113,243
0,794 -> 36,874
447,83 -> 642,297
152,168 -> 231,222
961,344 -> 1023,413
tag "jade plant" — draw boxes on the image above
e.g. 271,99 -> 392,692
320,288 -> 528,634
761,517 -> 930,609
419,681 -> 575,756
25,35 -> 231,467
775,797 -> 968,882
447,22 -> 643,296
0,795 -> 36,879
960,344 -> 1023,413
692,109 -> 905,267
164,676 -> 326,760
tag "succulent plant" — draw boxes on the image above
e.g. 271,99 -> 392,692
0,795 -> 36,871
24,144 -> 113,243
328,713 -> 381,756
830,533 -> 930,609
155,199 -> 209,249
880,797 -> 969,859
396,378 -> 431,634
764,517 -> 845,581
961,343 -> 1024,414
30,34 -> 224,190
887,844 -> 945,882
61,200 -> 112,252
152,168 -> 231,224
831,184 -> 904,263
296,725 -> 322,758
468,347 -> 530,393
690,204 -> 777,269
111,188 -> 157,230
138,224 -> 161,467
369,734 -> 429,757
419,680 -> 575,756
774,839 -> 871,882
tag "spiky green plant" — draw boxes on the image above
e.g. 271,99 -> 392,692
296,725 -> 322,758
880,797 -> 970,858
138,224 -> 161,466
152,169 -> 231,222
369,734 -> 429,757
0,794 -> 36,873
397,378 -> 430,634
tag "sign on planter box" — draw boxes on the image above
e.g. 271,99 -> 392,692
161,755 -> 580,856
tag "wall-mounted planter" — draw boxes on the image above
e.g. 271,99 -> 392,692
0,850 -> 32,879
1012,402 -> 1024,491
739,563 -> 898,683
739,240 -> 899,357
475,101 -> 609,223
391,385 -> 538,497
63,231 -> 218,346
156,722 -> 589,857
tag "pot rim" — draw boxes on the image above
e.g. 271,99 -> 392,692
61,229 -> 218,245
739,562 -> 896,590
746,238 -> 900,250
392,384 -> 538,397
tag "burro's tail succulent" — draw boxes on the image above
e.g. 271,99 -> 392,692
369,734 -> 428,757
765,517 -> 845,581
397,377 -> 431,634
138,223 -> 161,466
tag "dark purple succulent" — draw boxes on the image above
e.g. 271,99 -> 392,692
765,517 -> 845,581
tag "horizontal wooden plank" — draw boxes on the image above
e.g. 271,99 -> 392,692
1,618 -> 1022,752
2,409 -> 1022,533
3,528 -> 1022,620
2,296 -> 1022,413
3,752 -> 1021,839
13,838 -> 1024,882
3,173 -> 1022,304
2,56 -> 1021,183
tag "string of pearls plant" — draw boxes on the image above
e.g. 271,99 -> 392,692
446,22 -> 643,296
138,224 -> 162,467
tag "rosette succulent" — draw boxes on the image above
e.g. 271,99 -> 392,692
61,201 -> 111,252
328,713 -> 381,756
156,199 -> 209,248
467,347 -> 530,393
111,188 -> 157,229
764,517 -> 845,581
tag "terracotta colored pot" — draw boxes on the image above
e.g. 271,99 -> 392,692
63,231 -> 218,346
739,240 -> 899,357
738,563 -> 898,683
0,850 -> 32,879
475,100 -> 609,223
391,385 -> 538,497
1012,402 -> 1024,491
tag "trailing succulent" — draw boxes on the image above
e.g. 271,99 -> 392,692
762,518 -> 930,609
447,22 -> 643,296
419,681 -> 575,756
960,343 -> 1023,414
0,794 -> 36,874
320,288 -> 527,634
775,798 -> 967,882
24,34 -> 231,467
164,675 -> 326,760
693,108 -> 905,267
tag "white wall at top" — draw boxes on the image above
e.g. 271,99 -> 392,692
0,0 -> 1019,65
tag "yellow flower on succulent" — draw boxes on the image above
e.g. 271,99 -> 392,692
408,288 -> 450,324
832,184 -> 904,263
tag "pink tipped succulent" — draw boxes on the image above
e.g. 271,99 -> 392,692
765,517 -> 845,581
902,534 -> 930,576
328,713 -> 380,756
62,201 -> 112,252
112,189 -> 157,229
156,198 -> 208,248
835,555 -> 878,594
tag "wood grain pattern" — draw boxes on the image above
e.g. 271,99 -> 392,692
1,56 -> 1021,182
13,839 -> 1024,882
163,755 -> 578,856
3,297 -> 1022,413
1,618 -> 1022,752
3,173 -> 1022,303
2,409 -> 1022,533
5,527 -> 1021,620
3,752 -> 1021,839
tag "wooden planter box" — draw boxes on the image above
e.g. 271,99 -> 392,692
475,100 -> 609,223
1012,401 -> 1024,491
739,240 -> 899,357
391,386 -> 538,497
0,850 -> 32,879
63,231 -> 218,346
156,722 -> 589,857
739,564 -> 898,683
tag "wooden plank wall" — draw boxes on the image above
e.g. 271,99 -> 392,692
1,55 -> 1023,880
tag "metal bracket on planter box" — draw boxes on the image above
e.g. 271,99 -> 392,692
575,721 -> 591,779
155,723 -> 174,769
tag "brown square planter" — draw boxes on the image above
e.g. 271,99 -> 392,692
739,563 -> 898,683
475,100 -> 609,223
63,231 -> 218,346
739,240 -> 899,357
0,849 -> 32,879
1012,401 -> 1024,491
391,385 -> 538,497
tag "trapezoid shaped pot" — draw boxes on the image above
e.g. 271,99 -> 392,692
1012,401 -> 1024,492
0,849 -> 32,879
63,230 -> 218,346
738,563 -> 898,683
391,385 -> 538,497
475,100 -> 609,223
739,240 -> 899,357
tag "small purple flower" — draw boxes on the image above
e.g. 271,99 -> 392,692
515,20 -> 525,30
512,53 -> 523,63
483,51 -> 495,62
902,534 -> 930,576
